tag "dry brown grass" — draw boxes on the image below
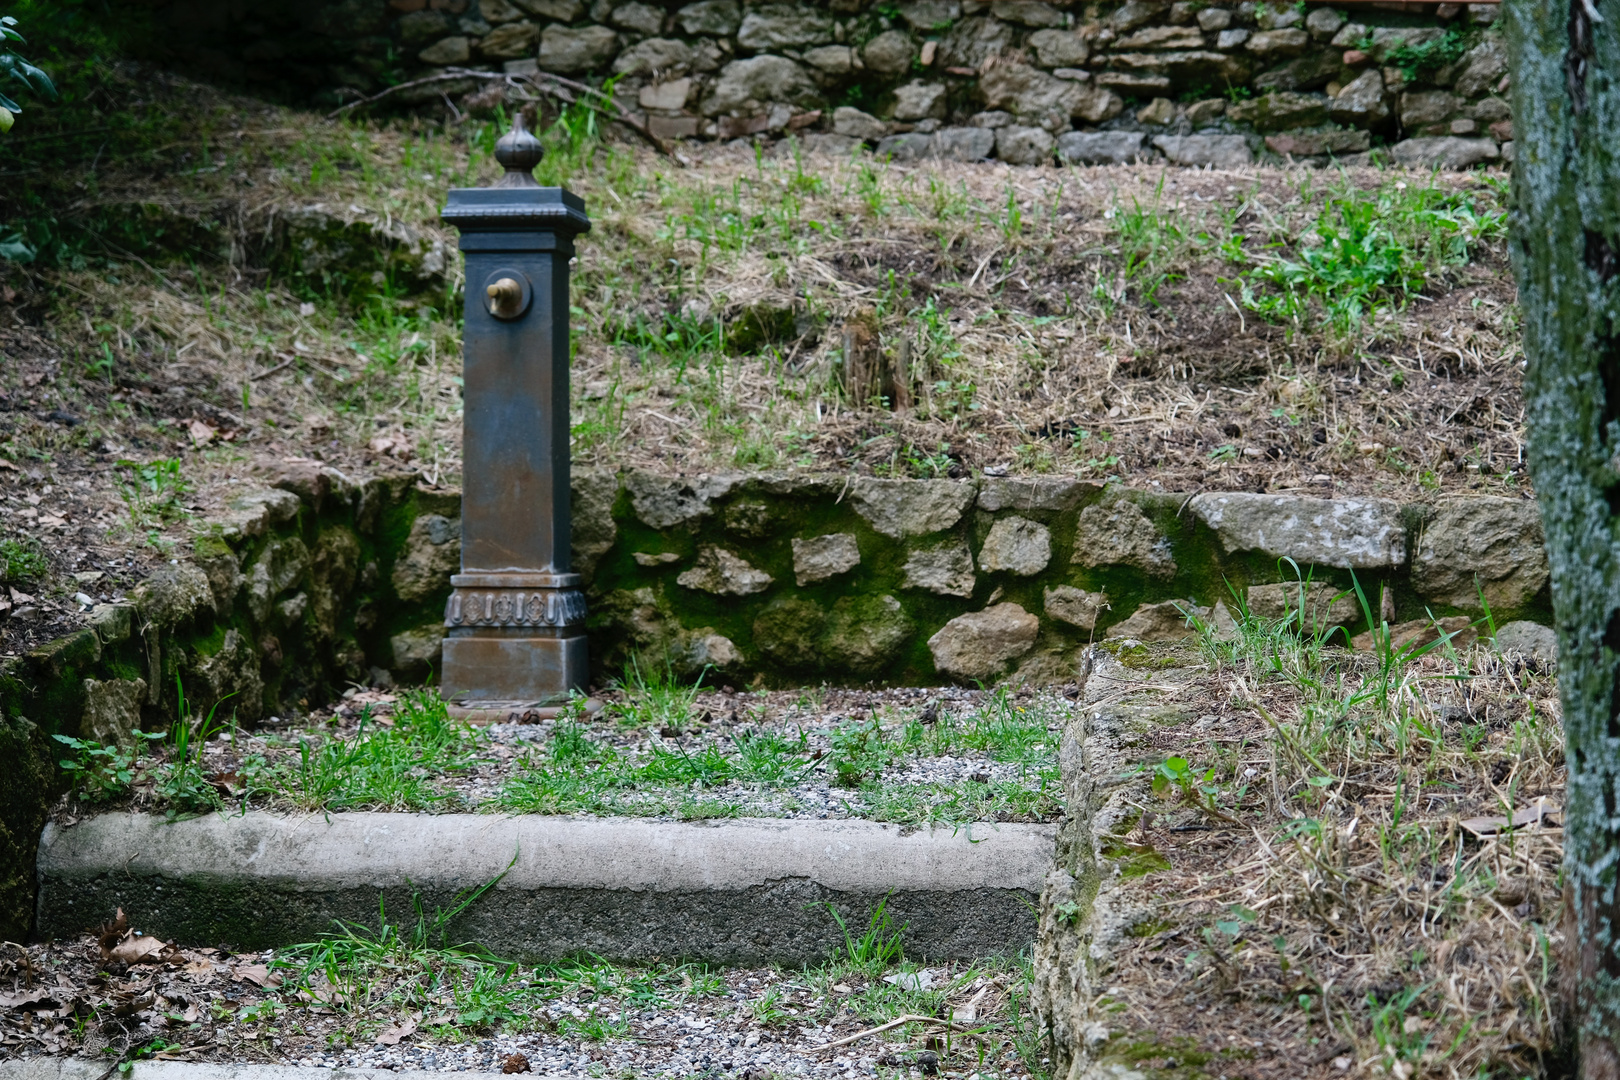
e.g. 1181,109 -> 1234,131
1084,615 -> 1563,1080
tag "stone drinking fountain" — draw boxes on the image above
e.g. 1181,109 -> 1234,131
437,117 -> 592,716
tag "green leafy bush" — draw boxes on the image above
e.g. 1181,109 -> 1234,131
0,14 -> 56,133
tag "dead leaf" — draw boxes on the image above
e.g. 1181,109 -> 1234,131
376,1015 -> 417,1046
96,909 -> 130,963
112,991 -> 155,1017
1460,797 -> 1562,837
502,1052 -> 531,1073
206,771 -> 243,798
0,988 -> 56,1010
109,931 -> 176,966
232,964 -> 281,988
187,419 -> 216,447
182,960 -> 216,978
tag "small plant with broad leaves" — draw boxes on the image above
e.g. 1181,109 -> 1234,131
0,14 -> 56,133
54,731 -> 161,802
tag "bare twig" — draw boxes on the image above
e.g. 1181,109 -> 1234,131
325,67 -> 676,160
808,1013 -> 983,1052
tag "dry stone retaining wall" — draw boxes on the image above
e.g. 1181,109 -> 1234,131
140,0 -> 1513,167
0,466 -> 1548,940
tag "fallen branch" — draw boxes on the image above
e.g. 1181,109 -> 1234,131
807,1013 -> 984,1053
325,68 -> 677,160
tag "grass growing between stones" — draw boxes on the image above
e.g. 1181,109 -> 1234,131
2,894 -> 1047,1078
55,684 -> 1065,827
1064,597 -> 1563,1080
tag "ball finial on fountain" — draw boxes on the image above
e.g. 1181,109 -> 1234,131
493,114 -> 544,188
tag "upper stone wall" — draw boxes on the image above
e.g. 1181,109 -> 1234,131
139,0 -> 1512,168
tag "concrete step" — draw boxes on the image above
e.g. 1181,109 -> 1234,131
36,812 -> 1055,965
2,1060 -> 563,1080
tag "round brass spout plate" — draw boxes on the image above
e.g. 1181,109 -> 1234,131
482,268 -> 533,320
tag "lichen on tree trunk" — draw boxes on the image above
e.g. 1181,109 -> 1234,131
1506,0 -> 1620,1073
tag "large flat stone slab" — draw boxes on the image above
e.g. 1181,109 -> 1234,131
36,813 -> 1055,965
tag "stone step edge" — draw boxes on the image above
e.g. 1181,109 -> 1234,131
36,812 -> 1057,966
0,1059 -> 566,1080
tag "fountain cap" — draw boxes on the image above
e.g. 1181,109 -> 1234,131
492,114 -> 544,188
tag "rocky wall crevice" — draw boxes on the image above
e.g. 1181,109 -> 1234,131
130,0 -> 1513,168
0,466 -> 1552,941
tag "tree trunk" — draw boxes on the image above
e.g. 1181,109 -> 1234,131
1506,0 -> 1620,1074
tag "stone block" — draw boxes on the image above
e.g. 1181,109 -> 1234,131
611,1 -> 664,34
876,132 -> 934,161
1136,96 -> 1176,125
977,476 -> 1093,512
1184,97 -> 1226,125
893,80 -> 948,120
1328,68 -> 1388,127
1245,580 -> 1361,629
834,106 -> 887,139
1189,493 -> 1406,569
1095,71 -> 1171,93
676,0 -> 740,35
995,125 -> 1055,164
979,516 -> 1052,575
479,20 -> 539,59
736,4 -> 834,50
902,542 -> 977,597
1388,136 -> 1499,169
615,38 -> 694,76
639,77 -> 692,110
538,24 -> 619,72
133,564 -> 216,630
1152,133 -> 1254,166
1228,90 -> 1328,131
931,126 -> 996,160
992,0 -> 1064,26
1197,7 -> 1232,31
36,812 -> 1055,965
1029,28 -> 1089,66
899,0 -> 962,32
792,533 -> 861,585
863,29 -> 917,73
1109,0 -> 1169,33
938,15 -> 1015,68
1265,129 -> 1370,156
804,44 -> 855,74
1494,621 -> 1556,666
625,472 -> 735,528
80,678 -> 148,748
1305,6 -> 1345,39
676,546 -> 773,596
851,479 -> 975,538
928,602 -> 1040,680
1245,28 -> 1310,56
1216,28 -> 1250,49
1252,50 -> 1342,91
419,36 -> 471,64
1072,499 -> 1177,577
1411,497 -> 1547,610
1105,600 -> 1197,641
648,115 -> 700,139
517,0 -> 584,17
1401,90 -> 1459,127
1044,585 -> 1109,631
1115,25 -> 1206,50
